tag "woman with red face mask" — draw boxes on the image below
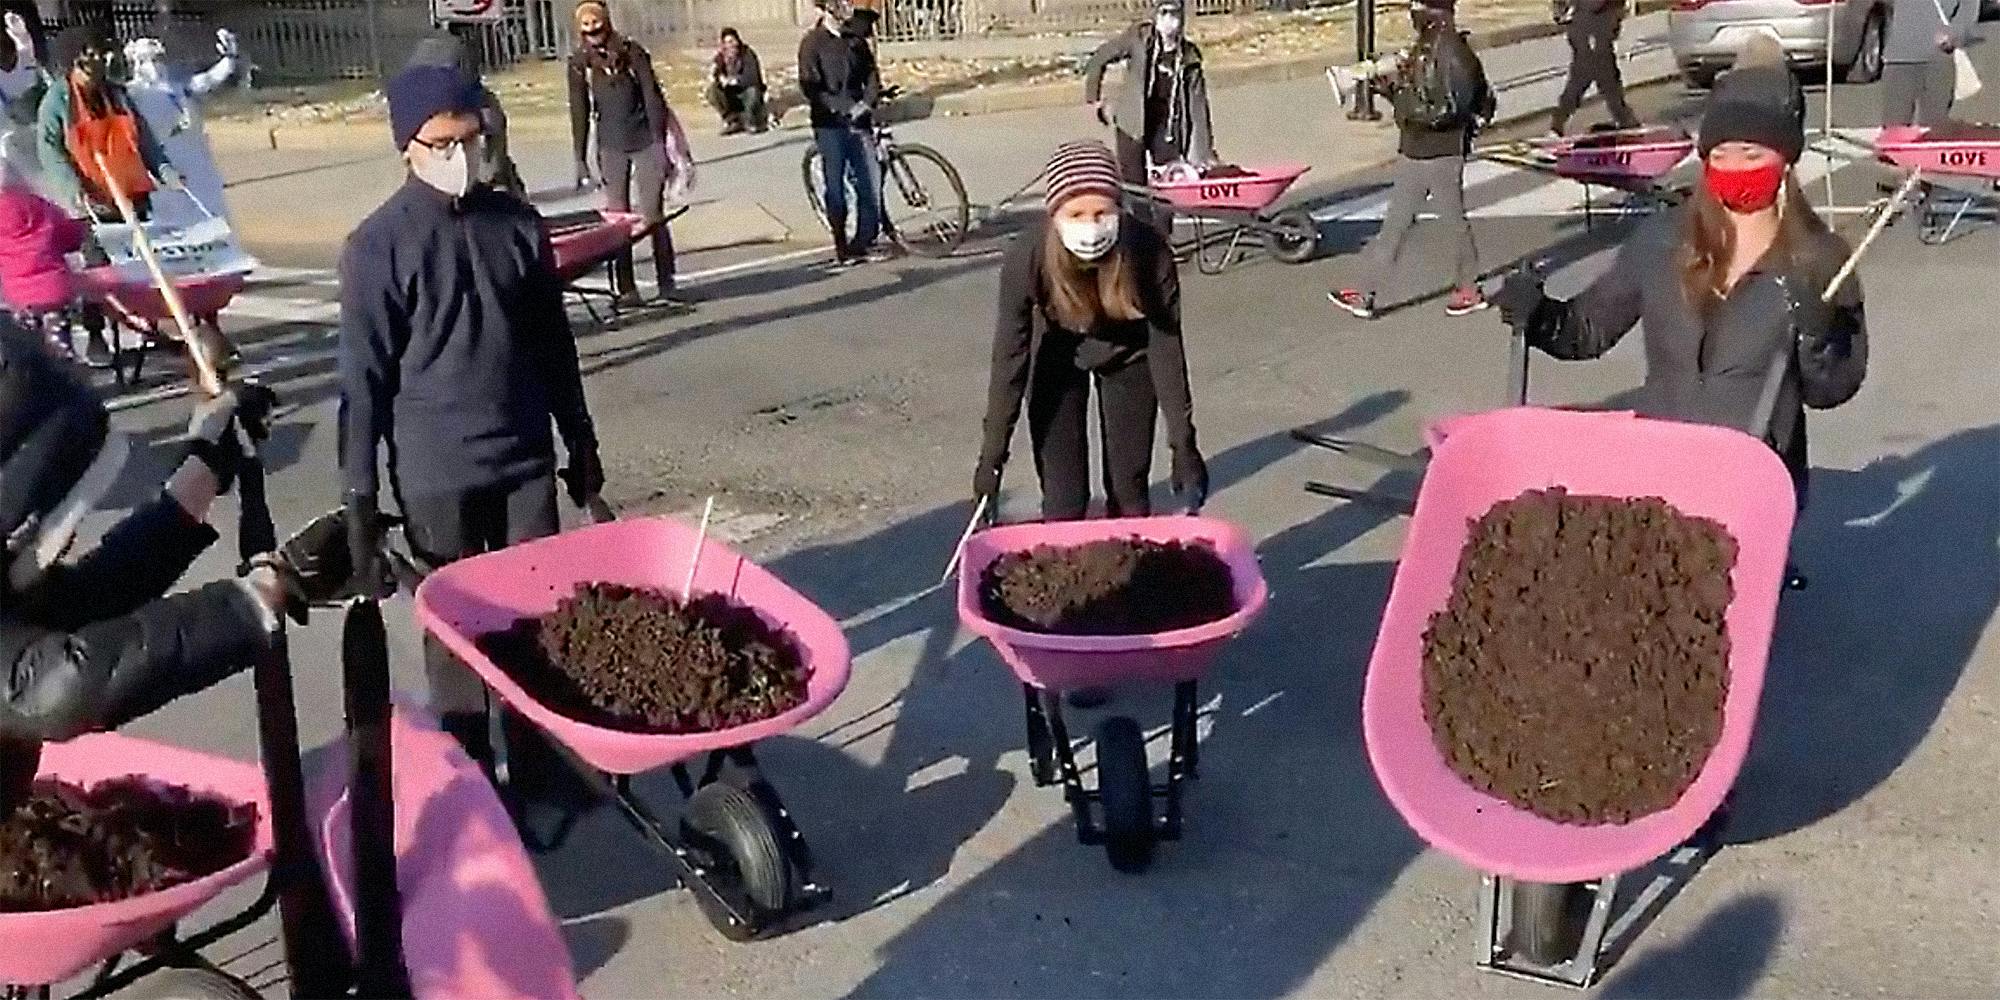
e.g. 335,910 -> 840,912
1493,81 -> 1868,508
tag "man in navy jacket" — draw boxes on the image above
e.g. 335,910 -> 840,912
339,63 -> 602,761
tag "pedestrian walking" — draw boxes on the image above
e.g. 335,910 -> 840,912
1494,78 -> 1867,507
339,61 -> 603,767
708,27 -> 768,134
1328,0 -> 1495,320
1081,0 -> 1219,185
974,140 -> 1209,525
1882,0 -> 1977,235
408,30 -> 524,199
1550,0 -> 1638,136
1,324 -> 302,803
799,0 -> 890,265
569,0 -> 694,310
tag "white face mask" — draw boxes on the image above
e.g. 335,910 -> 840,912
125,39 -> 166,88
1057,214 -> 1120,261
410,135 -> 479,197
1155,13 -> 1182,41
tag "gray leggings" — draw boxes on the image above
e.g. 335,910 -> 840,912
1364,153 -> 1479,298
1881,57 -> 1954,128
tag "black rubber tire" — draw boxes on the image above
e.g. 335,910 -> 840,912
1507,880 -> 1595,967
1267,209 -> 1319,264
1094,715 -> 1154,874
800,145 -> 831,233
1837,11 -> 1885,84
882,144 -> 970,258
1680,65 -> 1718,91
684,782 -> 795,940
125,967 -> 261,999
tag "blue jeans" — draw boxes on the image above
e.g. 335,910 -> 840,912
815,125 -> 881,254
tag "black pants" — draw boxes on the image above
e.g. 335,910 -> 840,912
1029,356 -> 1158,521
1113,128 -> 1176,234
598,142 -> 678,295
707,82 -> 767,131
400,473 -> 560,758
1552,15 -> 1635,132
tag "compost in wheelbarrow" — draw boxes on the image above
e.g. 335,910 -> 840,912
0,735 -> 273,988
1364,407 -> 1794,985
956,516 -> 1268,873
414,516 -> 851,940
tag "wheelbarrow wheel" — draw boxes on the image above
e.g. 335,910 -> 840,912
1094,715 -> 1154,874
684,781 -> 795,940
125,966 -> 260,999
1267,209 -> 1319,264
1507,880 -> 1594,968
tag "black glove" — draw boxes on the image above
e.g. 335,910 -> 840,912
1171,447 -> 1210,514
559,445 -> 605,509
972,459 -> 1003,520
343,493 -> 397,600
184,388 -> 246,494
1494,268 -> 1548,332
846,102 -> 872,128
279,507 -> 379,606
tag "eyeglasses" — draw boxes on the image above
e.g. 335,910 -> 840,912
408,134 -> 478,156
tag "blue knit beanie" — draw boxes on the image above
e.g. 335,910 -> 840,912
386,63 -> 480,150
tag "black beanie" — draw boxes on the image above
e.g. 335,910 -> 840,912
386,63 -> 480,151
1698,97 -> 1804,164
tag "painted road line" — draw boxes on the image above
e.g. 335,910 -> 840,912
677,244 -> 834,285
223,294 -> 341,324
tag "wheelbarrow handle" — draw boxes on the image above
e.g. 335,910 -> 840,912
586,494 -> 618,525
1508,321 -> 1530,408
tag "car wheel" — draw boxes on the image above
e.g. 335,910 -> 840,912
1837,9 -> 1885,84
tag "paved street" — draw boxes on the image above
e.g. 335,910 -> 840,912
67,20 -> 2000,1000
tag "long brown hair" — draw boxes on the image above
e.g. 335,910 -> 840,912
1040,218 -> 1147,331
1677,170 -> 1843,313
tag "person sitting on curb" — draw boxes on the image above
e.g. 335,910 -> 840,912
708,27 -> 767,134
1328,0 -> 1495,320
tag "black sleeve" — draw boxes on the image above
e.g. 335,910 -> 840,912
859,43 -> 881,108
1799,275 -> 1867,409
1141,233 -> 1198,454
1530,238 -> 1645,360
743,48 -> 765,89
0,581 -> 270,743
336,227 -> 405,498
567,55 -> 591,165
978,236 -> 1038,469
631,44 -> 670,143
798,34 -> 854,119
22,496 -> 218,630
528,219 -> 597,454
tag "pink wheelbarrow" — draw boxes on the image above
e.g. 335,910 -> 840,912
1478,125 -> 1695,229
75,266 -> 246,388
955,516 -> 1269,872
1363,407 -> 1796,987
542,208 -> 678,328
1874,122 -> 2000,245
1137,163 -> 1318,274
415,515 -> 853,940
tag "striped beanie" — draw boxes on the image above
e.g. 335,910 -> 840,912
1044,141 -> 1123,211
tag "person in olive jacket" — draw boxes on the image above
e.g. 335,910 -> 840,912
1495,78 -> 1867,507
974,141 -> 1208,522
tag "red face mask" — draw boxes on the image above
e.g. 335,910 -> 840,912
1704,160 -> 1786,213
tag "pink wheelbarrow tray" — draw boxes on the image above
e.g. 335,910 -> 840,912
542,207 -> 678,329
955,516 -> 1269,873
1874,123 -> 2000,245
1477,125 -> 1694,230
415,515 -> 853,940
1132,163 -> 1317,274
75,267 -> 246,389
1362,407 -> 1796,988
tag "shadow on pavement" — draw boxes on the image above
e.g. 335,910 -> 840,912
1730,423 -> 2000,842
1600,893 -> 1785,1000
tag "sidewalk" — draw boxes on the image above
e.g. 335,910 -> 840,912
215,13 -> 1677,265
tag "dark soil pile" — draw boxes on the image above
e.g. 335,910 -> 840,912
979,538 -> 1237,635
1422,488 -> 1738,825
478,583 -> 810,734
0,777 -> 257,912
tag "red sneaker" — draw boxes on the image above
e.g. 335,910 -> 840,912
1444,288 -> 1491,317
1327,289 -> 1376,319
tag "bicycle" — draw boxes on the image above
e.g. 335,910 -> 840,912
802,86 -> 971,258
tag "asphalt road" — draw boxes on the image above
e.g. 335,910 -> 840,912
76,56 -> 2000,1000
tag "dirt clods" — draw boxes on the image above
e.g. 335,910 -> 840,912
1422,488 -> 1738,825
479,583 -> 810,734
0,777 -> 257,912
979,538 -> 1237,635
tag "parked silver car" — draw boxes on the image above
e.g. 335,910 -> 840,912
1668,0 -> 1889,88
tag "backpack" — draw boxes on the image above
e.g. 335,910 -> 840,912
1393,33 -> 1481,132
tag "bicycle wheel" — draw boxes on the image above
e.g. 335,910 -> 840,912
800,145 -> 831,233
881,144 -> 969,258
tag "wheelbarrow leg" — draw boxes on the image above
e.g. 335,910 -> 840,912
1158,679 -> 1200,840
1023,683 -> 1058,786
1041,692 -> 1100,845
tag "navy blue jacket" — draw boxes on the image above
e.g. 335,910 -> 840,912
338,179 -> 595,501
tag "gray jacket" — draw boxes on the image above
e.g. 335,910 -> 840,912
1886,0 -> 1975,64
1082,23 -> 1216,164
